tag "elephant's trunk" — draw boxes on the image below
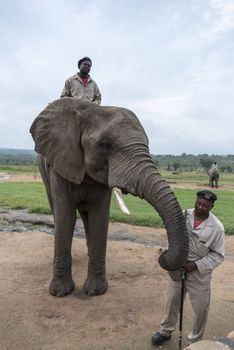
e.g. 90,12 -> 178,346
109,145 -> 189,271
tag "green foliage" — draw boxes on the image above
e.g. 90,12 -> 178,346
172,161 -> 180,172
199,157 -> 212,171
151,153 -> 234,173
0,148 -> 37,165
1,149 -> 234,173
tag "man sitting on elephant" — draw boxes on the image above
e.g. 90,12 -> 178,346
151,190 -> 225,346
60,57 -> 129,214
61,56 -> 102,105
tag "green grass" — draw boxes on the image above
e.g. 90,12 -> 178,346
161,170 -> 234,185
111,188 -> 234,234
110,194 -> 163,227
0,181 -> 233,234
0,165 -> 37,174
0,182 -> 51,214
174,188 -> 234,234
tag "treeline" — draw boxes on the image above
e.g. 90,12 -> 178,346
151,153 -> 234,173
0,148 -> 37,165
0,149 -> 234,173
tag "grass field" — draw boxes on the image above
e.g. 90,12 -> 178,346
1,164 -> 234,183
0,165 -> 36,173
161,170 -> 234,185
0,179 -> 233,234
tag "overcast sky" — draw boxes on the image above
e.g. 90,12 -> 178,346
0,0 -> 233,155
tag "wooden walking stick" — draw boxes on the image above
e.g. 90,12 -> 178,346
178,271 -> 186,350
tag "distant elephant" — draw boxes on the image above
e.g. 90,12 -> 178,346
208,169 -> 219,188
30,98 -> 188,297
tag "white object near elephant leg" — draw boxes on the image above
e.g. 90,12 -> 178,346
183,340 -> 229,349
113,187 -> 130,215
227,331 -> 234,340
184,331 -> 234,349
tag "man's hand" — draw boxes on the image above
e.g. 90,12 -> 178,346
183,261 -> 197,273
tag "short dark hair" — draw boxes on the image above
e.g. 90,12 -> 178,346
196,190 -> 217,203
78,57 -> 92,68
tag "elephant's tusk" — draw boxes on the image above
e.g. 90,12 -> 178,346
113,187 -> 130,215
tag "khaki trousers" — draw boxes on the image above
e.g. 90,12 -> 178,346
159,276 -> 211,343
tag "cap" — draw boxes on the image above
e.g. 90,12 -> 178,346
78,57 -> 92,68
196,190 -> 217,203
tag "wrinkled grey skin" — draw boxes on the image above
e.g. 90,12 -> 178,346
208,169 -> 219,188
30,98 -> 188,297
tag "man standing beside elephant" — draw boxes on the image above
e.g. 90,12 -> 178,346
61,56 -> 102,105
151,190 -> 225,346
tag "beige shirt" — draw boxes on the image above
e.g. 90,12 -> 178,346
185,208 -> 225,283
60,73 -> 101,105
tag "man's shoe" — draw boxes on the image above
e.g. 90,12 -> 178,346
151,331 -> 171,346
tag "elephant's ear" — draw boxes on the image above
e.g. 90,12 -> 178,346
30,98 -> 85,184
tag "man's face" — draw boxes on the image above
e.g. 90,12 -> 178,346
79,60 -> 92,74
195,197 -> 213,217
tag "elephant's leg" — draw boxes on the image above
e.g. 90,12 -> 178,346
83,186 -> 112,296
210,177 -> 214,187
49,171 -> 77,297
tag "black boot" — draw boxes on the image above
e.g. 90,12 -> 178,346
151,331 -> 171,346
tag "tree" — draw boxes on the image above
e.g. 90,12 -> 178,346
200,158 -> 212,172
173,161 -> 180,172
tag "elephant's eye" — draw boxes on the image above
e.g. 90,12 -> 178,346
99,139 -> 112,151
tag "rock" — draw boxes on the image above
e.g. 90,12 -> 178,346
184,331 -> 234,350
184,340 -> 227,349
228,332 -> 234,340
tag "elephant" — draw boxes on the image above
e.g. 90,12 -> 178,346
30,97 -> 189,297
208,168 -> 219,188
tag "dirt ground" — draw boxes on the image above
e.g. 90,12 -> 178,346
0,228 -> 234,350
0,172 -> 234,350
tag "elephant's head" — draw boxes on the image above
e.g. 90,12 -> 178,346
30,98 -> 188,271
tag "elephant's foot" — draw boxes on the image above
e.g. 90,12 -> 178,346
49,276 -> 75,297
83,276 -> 108,296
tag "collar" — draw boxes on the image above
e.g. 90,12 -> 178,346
188,209 -> 213,228
75,73 -> 92,82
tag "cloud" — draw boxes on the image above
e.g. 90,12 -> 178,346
0,0 -> 233,154
205,0 -> 234,35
